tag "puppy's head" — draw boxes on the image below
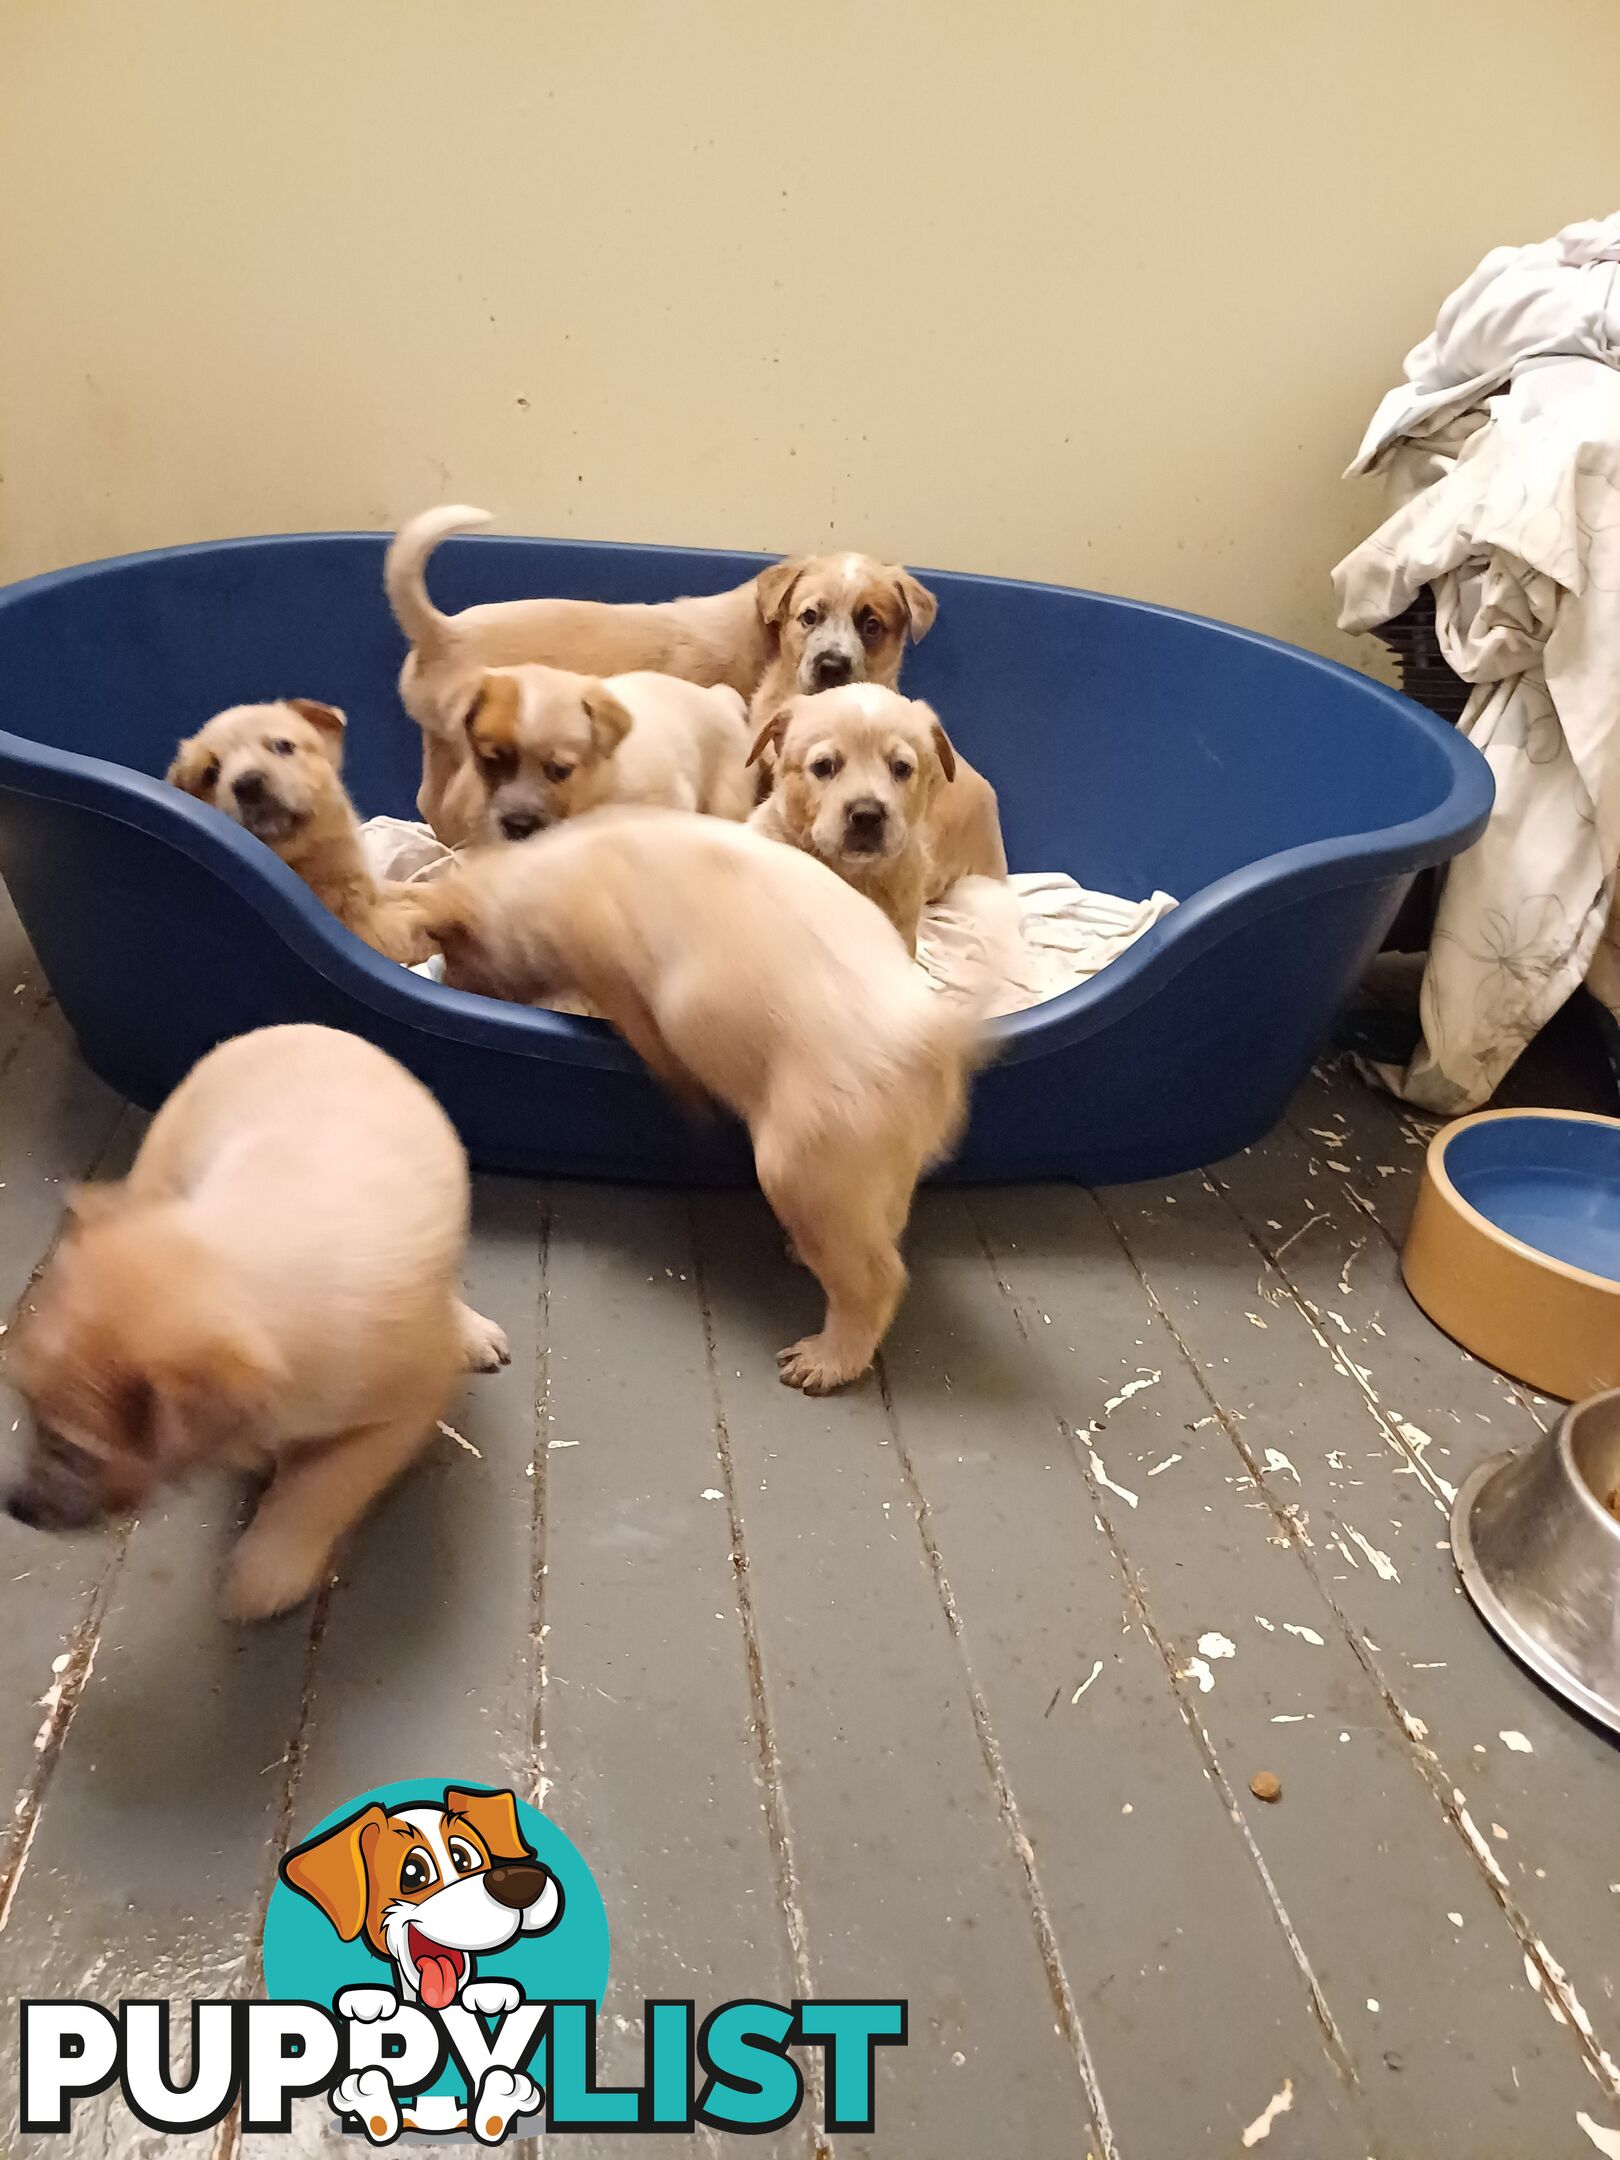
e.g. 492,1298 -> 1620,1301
413,865 -> 564,1006
4,1187 -> 282,1533
463,669 -> 632,843
750,684 -> 956,872
166,700 -> 348,851
756,553 -> 936,696
281,1787 -> 562,2008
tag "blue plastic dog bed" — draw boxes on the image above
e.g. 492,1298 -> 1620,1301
0,534 -> 1491,1185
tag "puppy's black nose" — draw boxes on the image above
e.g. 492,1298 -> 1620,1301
845,799 -> 887,843
500,811 -> 543,841
485,1862 -> 549,1911
813,652 -> 853,689
233,769 -> 268,804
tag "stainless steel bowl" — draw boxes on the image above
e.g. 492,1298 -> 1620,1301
1452,1388 -> 1620,1733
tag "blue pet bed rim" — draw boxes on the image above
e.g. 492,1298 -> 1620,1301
0,532 -> 1495,1073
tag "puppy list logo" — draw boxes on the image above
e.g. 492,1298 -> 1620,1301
20,1776 -> 906,2144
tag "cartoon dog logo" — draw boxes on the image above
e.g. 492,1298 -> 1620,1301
281,1784 -> 564,2140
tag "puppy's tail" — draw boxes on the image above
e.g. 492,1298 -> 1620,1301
384,505 -> 493,656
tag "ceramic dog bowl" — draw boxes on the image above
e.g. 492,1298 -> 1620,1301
1452,1390 -> 1620,1733
1403,1108 -> 1620,1403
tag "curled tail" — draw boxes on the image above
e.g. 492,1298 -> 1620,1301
384,504 -> 493,655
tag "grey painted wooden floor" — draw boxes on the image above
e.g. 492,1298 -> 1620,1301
2,874 -> 1619,2160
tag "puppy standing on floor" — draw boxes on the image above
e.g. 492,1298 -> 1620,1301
167,700 -> 430,963
2,1025 -> 509,1620
750,684 -> 1008,951
384,505 -> 939,838
437,665 -> 754,848
414,811 -> 991,1394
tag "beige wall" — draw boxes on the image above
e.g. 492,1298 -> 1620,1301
3,1 -> 1618,666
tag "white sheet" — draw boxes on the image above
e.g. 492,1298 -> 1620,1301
1334,349 -> 1620,1111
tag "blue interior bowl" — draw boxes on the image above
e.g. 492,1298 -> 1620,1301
0,533 -> 1493,1185
1443,1114 -> 1620,1282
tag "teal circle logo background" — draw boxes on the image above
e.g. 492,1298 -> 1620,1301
262,1777 -> 610,2014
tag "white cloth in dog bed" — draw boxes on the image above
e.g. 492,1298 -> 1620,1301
359,820 -> 1176,1019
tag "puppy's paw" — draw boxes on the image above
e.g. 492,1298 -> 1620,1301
461,1978 -> 522,2017
472,2067 -> 543,2144
776,1335 -> 870,1395
458,1302 -> 511,1374
221,1526 -> 329,1624
336,1986 -> 400,2024
332,2066 -> 400,2144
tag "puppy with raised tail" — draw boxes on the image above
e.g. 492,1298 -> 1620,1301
3,1025 -> 510,1620
385,507 -> 938,829
436,664 -> 754,847
414,811 -> 990,1393
167,700 -> 430,963
749,684 -> 1007,952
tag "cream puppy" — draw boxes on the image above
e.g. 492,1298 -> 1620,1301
167,700 -> 430,963
750,685 -> 1007,951
414,811 -> 989,1393
434,665 -> 754,847
3,1025 -> 509,1621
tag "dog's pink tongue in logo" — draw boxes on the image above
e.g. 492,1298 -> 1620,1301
408,1926 -> 463,2010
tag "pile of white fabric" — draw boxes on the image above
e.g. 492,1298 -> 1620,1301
1334,211 -> 1620,1112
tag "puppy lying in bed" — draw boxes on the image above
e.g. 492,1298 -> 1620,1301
3,1024 -> 509,1621
429,665 -> 754,847
385,506 -> 939,826
167,700 -> 430,963
749,685 -> 1008,951
413,811 -> 990,1393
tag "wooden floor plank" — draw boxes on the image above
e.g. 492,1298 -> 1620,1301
1094,1155 -> 1620,2138
884,1188 -> 1370,2159
0,1496 -> 313,2159
1180,1110 -> 1620,2116
535,1186 -> 807,2154
693,1189 -> 1098,2160
975,1178 -> 1605,2155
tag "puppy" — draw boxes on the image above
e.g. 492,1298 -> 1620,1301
167,700 -> 429,963
435,665 -> 754,847
282,1785 -> 562,2012
3,1024 -> 510,1620
748,552 -> 938,726
414,811 -> 989,1393
384,505 -> 938,817
749,685 -> 1008,952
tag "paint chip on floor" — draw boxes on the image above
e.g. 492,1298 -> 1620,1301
1240,2078 -> 1294,2147
1283,1623 -> 1325,1646
1577,2114 -> 1620,2158
1197,1632 -> 1237,1660
1500,1729 -> 1533,1754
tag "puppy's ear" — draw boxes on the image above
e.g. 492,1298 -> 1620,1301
582,683 -> 633,759
465,673 -> 522,755
165,738 -> 216,798
147,1329 -> 283,1468
281,1804 -> 388,1941
286,698 -> 346,739
920,704 -> 957,783
755,558 -> 806,628
893,570 -> 939,643
445,1785 -> 535,1865
747,705 -> 793,769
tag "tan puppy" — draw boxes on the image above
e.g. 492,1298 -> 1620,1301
749,685 -> 1008,952
414,811 -> 988,1394
167,700 -> 430,963
2,1025 -> 510,1621
748,551 -> 938,725
385,506 -> 938,816
435,665 -> 753,847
